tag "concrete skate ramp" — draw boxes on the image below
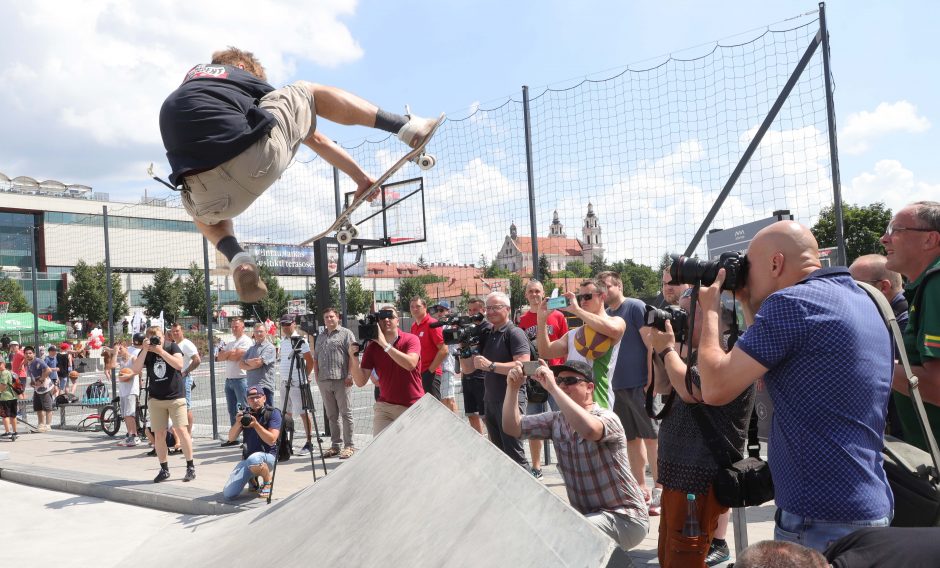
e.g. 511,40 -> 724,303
127,396 -> 614,567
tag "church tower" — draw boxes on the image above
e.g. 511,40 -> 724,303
548,210 -> 566,238
581,202 -> 604,263
509,220 -> 518,240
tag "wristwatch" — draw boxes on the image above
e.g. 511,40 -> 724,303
383,344 -> 392,353
488,362 -> 496,372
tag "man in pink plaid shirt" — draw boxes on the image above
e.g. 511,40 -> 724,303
503,359 -> 649,561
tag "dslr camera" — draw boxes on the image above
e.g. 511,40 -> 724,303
644,304 -> 689,344
236,403 -> 256,427
149,336 -> 160,346
432,313 -> 487,358
670,251 -> 749,291
358,309 -> 394,343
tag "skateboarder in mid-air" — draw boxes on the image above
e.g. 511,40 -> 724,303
159,47 -> 437,302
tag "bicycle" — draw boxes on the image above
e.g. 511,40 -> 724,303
99,391 -> 146,437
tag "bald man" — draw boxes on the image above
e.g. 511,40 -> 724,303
849,254 -> 908,330
696,221 -> 893,553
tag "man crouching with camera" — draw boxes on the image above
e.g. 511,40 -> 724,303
222,386 -> 282,500
503,359 -> 648,565
645,288 -> 755,568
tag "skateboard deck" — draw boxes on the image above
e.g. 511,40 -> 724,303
304,112 -> 445,245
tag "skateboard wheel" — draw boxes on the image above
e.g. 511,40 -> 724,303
348,225 -> 360,239
417,154 -> 436,170
336,230 -> 354,245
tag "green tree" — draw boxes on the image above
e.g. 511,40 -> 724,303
483,261 -> 511,278
609,259 -> 661,302
590,254 -> 609,276
457,289 -> 473,313
565,260 -> 592,278
66,260 -> 129,327
240,264 -> 289,322
658,252 -> 675,272
344,277 -> 374,316
508,273 -> 526,315
304,278 -> 340,323
478,254 -> 489,269
181,262 -> 213,324
537,254 -> 551,280
0,275 -> 31,313
397,277 -> 431,314
812,202 -> 892,265
417,255 -> 429,269
141,267 -> 184,324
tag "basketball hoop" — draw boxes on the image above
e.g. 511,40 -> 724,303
0,302 -> 8,315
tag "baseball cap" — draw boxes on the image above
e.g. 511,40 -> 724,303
9,340 -> 18,346
247,386 -> 264,397
549,360 -> 595,383
132,333 -> 145,345
48,345 -> 58,352
279,313 -> 296,326
60,342 -> 71,351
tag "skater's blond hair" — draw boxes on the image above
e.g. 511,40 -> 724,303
211,47 -> 267,81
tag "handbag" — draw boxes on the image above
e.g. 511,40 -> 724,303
691,403 -> 774,508
857,281 -> 940,527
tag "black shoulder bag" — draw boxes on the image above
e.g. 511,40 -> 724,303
690,403 -> 774,508
858,280 -> 940,527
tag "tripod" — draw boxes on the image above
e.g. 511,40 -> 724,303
268,337 -> 328,503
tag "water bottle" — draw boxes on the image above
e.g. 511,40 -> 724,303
682,493 -> 702,537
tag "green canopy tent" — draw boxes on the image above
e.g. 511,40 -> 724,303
0,313 -> 68,345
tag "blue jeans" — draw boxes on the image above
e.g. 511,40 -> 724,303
222,451 -> 275,500
224,378 -> 248,426
774,509 -> 891,552
184,375 -> 194,408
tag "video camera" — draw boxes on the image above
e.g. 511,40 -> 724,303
670,251 -> 749,291
644,304 -> 688,344
358,309 -> 395,344
431,313 -> 487,358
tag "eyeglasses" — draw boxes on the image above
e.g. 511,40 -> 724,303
556,376 -> 588,387
885,224 -> 935,237
575,293 -> 595,302
485,305 -> 508,311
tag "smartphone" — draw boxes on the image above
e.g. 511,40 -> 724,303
522,361 -> 541,376
546,296 -> 569,310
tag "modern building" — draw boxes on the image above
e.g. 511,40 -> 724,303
494,203 -> 605,273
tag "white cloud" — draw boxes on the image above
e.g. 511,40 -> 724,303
0,0 -> 362,189
845,159 -> 940,213
840,101 -> 931,155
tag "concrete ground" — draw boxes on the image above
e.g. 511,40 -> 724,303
1,423 -> 776,566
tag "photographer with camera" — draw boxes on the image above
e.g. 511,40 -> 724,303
537,279 -> 625,410
347,306 -> 423,435
222,386 -> 282,499
129,326 -> 196,483
693,221 -> 893,552
460,298 -> 488,434
459,291 -> 532,467
278,314 -> 316,455
645,288 -> 755,567
503,359 -> 648,563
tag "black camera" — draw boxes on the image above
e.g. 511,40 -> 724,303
644,304 -> 688,344
297,313 -> 318,335
670,251 -> 749,291
358,309 -> 394,343
240,410 -> 254,428
149,336 -> 160,346
432,313 -> 487,357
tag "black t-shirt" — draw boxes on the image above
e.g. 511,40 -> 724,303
825,527 -> 940,568
145,341 -> 184,400
56,352 -> 70,374
479,322 -> 530,405
160,64 -> 277,186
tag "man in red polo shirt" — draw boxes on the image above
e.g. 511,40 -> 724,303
409,297 -> 448,402
349,306 -> 424,434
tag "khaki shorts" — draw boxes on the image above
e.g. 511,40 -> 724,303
181,81 -> 318,224
149,398 -> 189,431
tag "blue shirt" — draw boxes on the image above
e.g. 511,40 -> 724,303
607,298 -> 648,389
244,407 -> 283,457
736,267 -> 893,521
43,355 -> 59,383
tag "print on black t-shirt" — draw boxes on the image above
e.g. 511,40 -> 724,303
146,341 -> 185,401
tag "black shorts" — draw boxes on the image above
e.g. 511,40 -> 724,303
461,377 -> 485,416
33,391 -> 54,412
0,399 -> 16,418
613,387 -> 658,440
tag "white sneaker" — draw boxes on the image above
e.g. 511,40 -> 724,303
230,252 -> 267,303
397,108 -> 437,149
649,487 -> 663,516
116,436 -> 129,447
126,436 -> 139,447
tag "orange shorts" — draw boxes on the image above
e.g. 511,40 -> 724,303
657,484 -> 728,568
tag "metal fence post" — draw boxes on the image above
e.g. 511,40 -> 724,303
203,237 -> 219,439
819,2 -> 847,264
333,164 -> 348,325
103,206 -> 116,394
523,86 -> 540,279
28,224 -> 40,349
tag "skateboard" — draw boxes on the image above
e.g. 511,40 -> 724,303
304,112 -> 445,246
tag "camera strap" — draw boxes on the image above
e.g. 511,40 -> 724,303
684,286 -> 701,400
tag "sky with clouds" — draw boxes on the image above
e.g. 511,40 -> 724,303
1,0 -> 936,265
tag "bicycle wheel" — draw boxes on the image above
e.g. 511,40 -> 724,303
99,403 -> 121,437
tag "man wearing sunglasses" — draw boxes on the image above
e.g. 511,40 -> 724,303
536,279 -> 625,410
347,307 -> 423,434
503,359 -> 649,562
883,200 -> 940,451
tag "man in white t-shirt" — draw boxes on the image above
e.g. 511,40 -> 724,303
216,317 -> 252,447
116,334 -> 143,446
278,314 -> 316,455
171,323 -> 202,436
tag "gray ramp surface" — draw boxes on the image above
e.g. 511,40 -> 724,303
126,396 -> 614,567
